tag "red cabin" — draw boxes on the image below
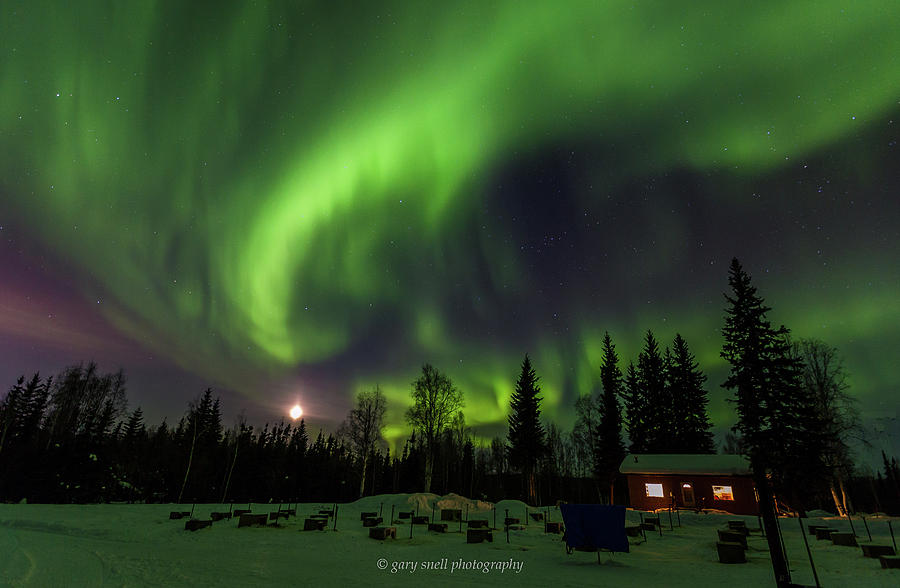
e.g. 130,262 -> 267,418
620,454 -> 758,515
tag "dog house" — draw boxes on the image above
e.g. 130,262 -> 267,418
620,454 -> 758,515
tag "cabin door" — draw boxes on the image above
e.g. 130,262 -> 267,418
681,483 -> 695,507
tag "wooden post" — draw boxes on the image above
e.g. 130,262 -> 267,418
505,509 -> 510,544
668,507 -> 673,531
676,507 -> 681,527
862,516 -> 871,542
493,505 -> 496,529
190,503 -> 195,518
889,521 -> 896,552
798,518 -> 821,588
639,512 -> 646,541
775,513 -> 788,566
333,505 -> 338,531
380,502 -> 383,518
460,505 -> 465,533
754,460 -> 791,587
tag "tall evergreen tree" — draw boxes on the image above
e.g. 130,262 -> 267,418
124,407 -> 145,442
595,332 -> 626,502
721,257 -> 807,587
637,330 -> 668,452
507,354 -> 546,505
622,361 -> 647,453
668,334 -> 715,453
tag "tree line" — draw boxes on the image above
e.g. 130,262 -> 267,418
1,259 -> 897,517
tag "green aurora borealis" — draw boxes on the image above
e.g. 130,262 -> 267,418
1,1 -> 899,450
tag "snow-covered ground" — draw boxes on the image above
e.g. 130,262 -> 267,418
1,494 -> 897,587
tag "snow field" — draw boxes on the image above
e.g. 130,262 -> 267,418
1,495 -> 898,587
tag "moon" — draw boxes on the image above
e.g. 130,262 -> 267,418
290,404 -> 303,420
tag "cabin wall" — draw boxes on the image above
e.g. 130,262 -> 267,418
625,474 -> 757,515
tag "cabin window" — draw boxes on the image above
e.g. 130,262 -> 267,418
712,485 -> 734,501
645,483 -> 664,497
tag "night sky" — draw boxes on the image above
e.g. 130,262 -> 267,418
2,1 -> 898,456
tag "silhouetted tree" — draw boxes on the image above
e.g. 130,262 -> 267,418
668,333 -> 715,453
622,361 -> 646,453
721,431 -> 746,455
507,354 -> 546,504
406,364 -> 463,493
595,332 -> 626,502
721,258 -> 802,587
792,338 -> 860,515
633,331 -> 668,452
573,394 -> 599,477
339,386 -> 387,497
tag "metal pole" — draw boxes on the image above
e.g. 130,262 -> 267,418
889,521 -> 896,552
333,505 -> 338,531
861,516 -> 871,542
639,512 -> 646,541
668,507 -> 674,531
846,513 -> 857,537
798,518 -> 821,588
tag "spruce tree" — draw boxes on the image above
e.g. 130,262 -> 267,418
124,407 -> 145,442
623,361 -> 646,454
721,257 -> 796,586
595,332 -> 626,502
668,334 -> 714,453
637,330 -> 667,452
507,354 -> 546,505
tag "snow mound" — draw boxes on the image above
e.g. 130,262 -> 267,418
433,493 -> 493,514
350,493 -> 494,516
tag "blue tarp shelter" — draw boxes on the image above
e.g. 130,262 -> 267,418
560,504 -> 629,554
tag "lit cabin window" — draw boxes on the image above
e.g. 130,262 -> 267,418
712,485 -> 734,501
645,483 -> 664,497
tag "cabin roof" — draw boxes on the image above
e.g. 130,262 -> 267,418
619,453 -> 752,476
